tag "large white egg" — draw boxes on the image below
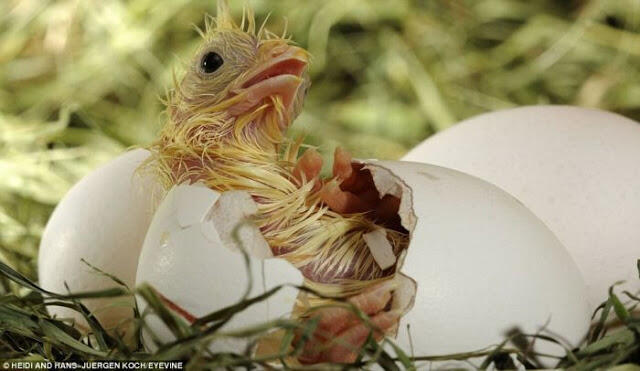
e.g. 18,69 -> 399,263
362,161 -> 590,360
38,149 -> 162,333
403,106 -> 640,309
135,183 -> 303,353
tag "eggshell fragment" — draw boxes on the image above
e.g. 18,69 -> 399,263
403,105 -> 640,309
361,161 -> 590,361
206,190 -> 272,258
136,183 -> 302,353
364,228 -> 396,270
38,149 -> 162,334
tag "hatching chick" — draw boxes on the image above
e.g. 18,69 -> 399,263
147,1 -> 409,363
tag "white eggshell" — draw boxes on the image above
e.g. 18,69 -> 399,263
366,161 -> 590,359
38,149 -> 161,332
403,106 -> 640,309
136,183 -> 303,352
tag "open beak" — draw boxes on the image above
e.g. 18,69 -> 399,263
228,45 -> 309,117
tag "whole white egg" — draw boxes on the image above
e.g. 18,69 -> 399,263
135,183 -> 303,353
38,149 -> 162,334
362,161 -> 590,360
403,106 -> 640,310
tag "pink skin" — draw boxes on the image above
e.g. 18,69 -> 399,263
228,47 -> 308,117
228,74 -> 303,117
294,280 -> 401,364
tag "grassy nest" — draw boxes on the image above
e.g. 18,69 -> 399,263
2,0 -> 640,369
0,257 -> 639,369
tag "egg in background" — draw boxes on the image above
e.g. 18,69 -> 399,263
38,149 -> 162,334
403,106 -> 640,310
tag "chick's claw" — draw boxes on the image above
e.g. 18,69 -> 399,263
332,146 -> 354,181
292,148 -> 323,186
321,311 -> 399,364
293,280 -> 400,364
320,182 -> 370,214
293,147 -> 402,225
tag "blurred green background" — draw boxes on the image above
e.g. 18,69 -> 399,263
2,0 -> 640,279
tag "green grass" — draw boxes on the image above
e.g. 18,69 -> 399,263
2,0 -> 640,368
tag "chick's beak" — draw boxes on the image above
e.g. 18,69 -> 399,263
228,45 -> 309,118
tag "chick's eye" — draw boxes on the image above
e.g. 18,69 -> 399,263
201,51 -> 223,74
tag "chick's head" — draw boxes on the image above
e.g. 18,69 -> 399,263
164,1 -> 310,160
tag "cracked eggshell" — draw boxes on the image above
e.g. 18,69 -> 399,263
38,149 -> 162,333
135,183 -> 303,353
363,161 -> 590,359
403,106 -> 640,309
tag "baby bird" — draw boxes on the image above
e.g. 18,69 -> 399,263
147,1 -> 410,363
